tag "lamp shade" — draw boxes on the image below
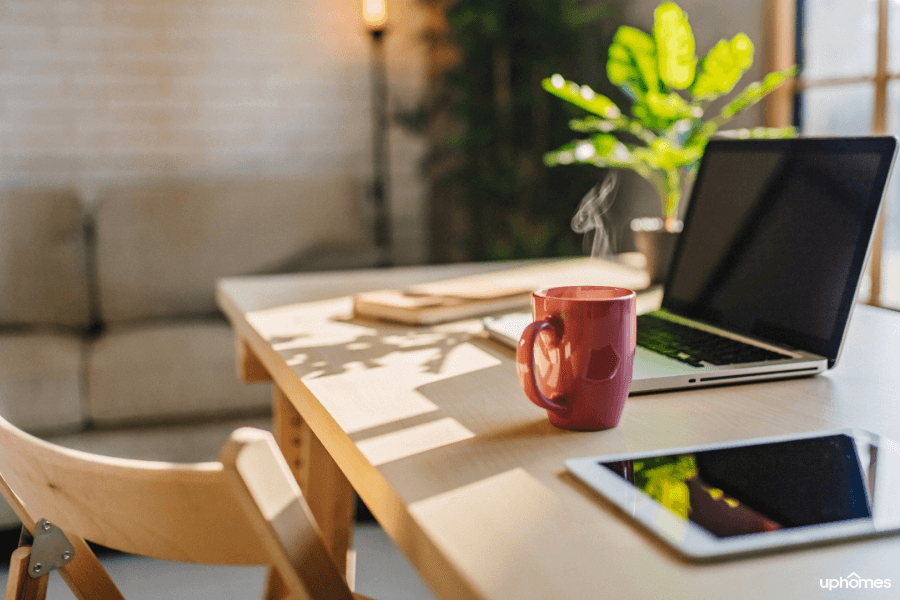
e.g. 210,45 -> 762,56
362,0 -> 387,30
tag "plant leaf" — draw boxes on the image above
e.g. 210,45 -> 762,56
568,116 -> 657,145
606,26 -> 660,100
641,138 -> 702,171
632,91 -> 694,130
568,117 -> 619,133
544,134 -> 626,167
653,2 -> 696,90
684,67 -> 796,147
542,76 -> 622,118
591,134 -> 620,157
691,33 -> 754,100
632,104 -> 662,130
716,126 -> 797,139
716,65 -> 797,123
646,91 -> 693,121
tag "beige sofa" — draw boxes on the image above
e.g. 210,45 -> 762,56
0,177 -> 375,528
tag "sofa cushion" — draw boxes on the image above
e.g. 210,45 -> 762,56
93,176 -> 370,323
87,321 -> 271,426
0,187 -> 91,328
50,415 -> 273,463
0,333 -> 85,433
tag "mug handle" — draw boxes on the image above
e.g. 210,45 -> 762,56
516,319 -> 569,417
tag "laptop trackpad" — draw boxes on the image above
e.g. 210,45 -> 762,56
632,346 -> 701,381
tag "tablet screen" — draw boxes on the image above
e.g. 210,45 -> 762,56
600,434 -> 874,538
600,434 -> 871,539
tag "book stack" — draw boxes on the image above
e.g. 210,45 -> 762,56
352,257 -> 649,325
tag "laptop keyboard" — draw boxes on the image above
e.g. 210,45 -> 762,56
636,314 -> 789,368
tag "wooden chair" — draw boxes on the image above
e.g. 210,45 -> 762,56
0,413 -> 371,600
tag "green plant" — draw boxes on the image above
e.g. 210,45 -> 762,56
542,2 -> 797,230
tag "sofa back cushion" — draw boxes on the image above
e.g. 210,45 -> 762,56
0,187 -> 91,328
93,175 -> 370,323
0,333 -> 85,433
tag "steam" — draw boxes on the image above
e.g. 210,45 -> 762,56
571,171 -> 618,258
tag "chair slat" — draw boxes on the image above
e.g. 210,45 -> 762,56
220,428 -> 355,600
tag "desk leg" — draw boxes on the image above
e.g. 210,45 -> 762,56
272,386 -> 355,586
262,569 -> 288,600
236,338 -> 272,383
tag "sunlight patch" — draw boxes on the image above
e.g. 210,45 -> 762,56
357,418 -> 475,466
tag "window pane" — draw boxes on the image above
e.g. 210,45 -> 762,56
890,0 -> 900,73
801,84 -> 874,136
879,179 -> 900,310
881,80 -> 900,308
803,0 -> 877,79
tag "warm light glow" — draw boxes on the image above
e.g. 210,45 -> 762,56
362,0 -> 387,30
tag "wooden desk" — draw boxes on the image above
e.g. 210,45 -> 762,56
218,261 -> 900,600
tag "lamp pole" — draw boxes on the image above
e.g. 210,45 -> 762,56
363,0 -> 392,267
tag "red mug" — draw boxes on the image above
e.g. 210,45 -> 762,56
516,286 -> 636,431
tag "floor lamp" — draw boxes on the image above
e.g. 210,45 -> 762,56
363,0 -> 392,266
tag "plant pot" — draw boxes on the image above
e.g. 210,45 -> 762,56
631,219 -> 682,285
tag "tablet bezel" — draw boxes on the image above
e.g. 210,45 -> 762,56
565,428 -> 900,561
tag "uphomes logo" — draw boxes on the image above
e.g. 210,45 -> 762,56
820,572 -> 892,590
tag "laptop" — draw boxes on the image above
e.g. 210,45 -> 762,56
484,136 -> 898,393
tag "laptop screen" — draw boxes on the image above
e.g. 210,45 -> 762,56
662,136 -> 897,365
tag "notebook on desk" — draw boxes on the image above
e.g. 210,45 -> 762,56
484,136 -> 898,393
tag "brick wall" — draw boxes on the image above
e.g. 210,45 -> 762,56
0,0 -> 428,264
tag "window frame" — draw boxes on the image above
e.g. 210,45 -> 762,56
767,0 -> 895,308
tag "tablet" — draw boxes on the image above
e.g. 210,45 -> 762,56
565,428 -> 900,560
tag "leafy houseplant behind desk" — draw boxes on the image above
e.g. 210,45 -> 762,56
542,1 -> 796,282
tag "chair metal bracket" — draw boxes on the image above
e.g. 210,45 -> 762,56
18,518 -> 76,578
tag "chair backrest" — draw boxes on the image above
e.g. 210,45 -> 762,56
0,414 -> 354,600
